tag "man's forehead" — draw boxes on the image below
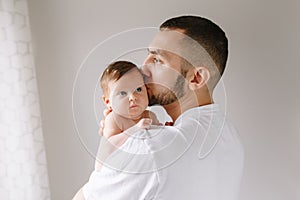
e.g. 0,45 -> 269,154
149,30 -> 185,51
149,30 -> 215,68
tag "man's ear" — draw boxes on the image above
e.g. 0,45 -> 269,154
102,95 -> 112,110
188,66 -> 210,90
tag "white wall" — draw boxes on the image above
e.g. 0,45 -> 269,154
27,0 -> 300,199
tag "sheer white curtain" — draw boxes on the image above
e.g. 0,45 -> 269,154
0,0 -> 50,199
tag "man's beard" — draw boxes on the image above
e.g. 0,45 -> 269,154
148,74 -> 186,106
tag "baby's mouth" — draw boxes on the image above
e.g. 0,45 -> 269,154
130,104 -> 138,108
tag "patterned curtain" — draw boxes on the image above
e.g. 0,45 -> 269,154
0,0 -> 50,199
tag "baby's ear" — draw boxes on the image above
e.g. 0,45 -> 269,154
188,66 -> 210,90
102,95 -> 111,109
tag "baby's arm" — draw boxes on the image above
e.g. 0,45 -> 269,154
96,115 -> 152,171
102,112 -> 123,138
103,113 -> 151,144
121,118 -> 152,136
107,118 -> 152,146
95,112 -> 124,171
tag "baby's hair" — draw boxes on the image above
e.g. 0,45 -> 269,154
100,61 -> 142,96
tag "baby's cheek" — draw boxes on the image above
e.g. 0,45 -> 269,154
143,93 -> 149,105
111,99 -> 128,111
111,101 -> 121,109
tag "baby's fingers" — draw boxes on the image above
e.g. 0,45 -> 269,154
165,121 -> 174,126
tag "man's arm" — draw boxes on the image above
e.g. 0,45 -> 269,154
75,125 -> 178,199
79,140 -> 160,200
72,188 -> 85,200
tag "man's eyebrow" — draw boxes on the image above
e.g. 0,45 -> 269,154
147,48 -> 162,55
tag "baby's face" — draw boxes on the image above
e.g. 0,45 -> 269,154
108,68 -> 148,120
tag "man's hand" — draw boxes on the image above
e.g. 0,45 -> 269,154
99,108 -> 112,136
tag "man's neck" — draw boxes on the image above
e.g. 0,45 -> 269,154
163,101 -> 182,122
163,91 -> 213,122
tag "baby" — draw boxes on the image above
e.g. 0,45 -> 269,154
95,60 -> 161,169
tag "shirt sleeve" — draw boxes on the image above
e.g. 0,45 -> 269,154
83,129 -> 160,200
83,167 -> 159,200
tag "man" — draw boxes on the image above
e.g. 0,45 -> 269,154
74,15 -> 244,200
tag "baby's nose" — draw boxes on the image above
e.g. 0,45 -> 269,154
129,93 -> 137,101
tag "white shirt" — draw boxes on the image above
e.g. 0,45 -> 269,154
83,104 -> 244,200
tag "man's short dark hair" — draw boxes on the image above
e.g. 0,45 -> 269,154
160,15 -> 228,76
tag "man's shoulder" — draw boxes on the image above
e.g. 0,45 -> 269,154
118,125 -> 179,153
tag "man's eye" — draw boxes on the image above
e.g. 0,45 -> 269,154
136,87 -> 142,92
153,57 -> 161,64
119,91 -> 127,96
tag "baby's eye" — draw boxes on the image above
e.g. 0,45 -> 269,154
119,91 -> 127,96
135,87 -> 142,93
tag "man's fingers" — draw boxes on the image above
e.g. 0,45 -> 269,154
100,108 -> 111,136
99,120 -> 105,136
100,119 -> 105,128
103,108 -> 112,117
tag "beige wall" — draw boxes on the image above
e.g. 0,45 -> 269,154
27,0 -> 300,199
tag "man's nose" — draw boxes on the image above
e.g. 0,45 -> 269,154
141,63 -> 153,85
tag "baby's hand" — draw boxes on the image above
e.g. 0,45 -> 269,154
137,118 -> 152,129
